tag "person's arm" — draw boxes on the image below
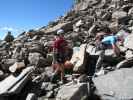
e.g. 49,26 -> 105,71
112,43 -> 120,56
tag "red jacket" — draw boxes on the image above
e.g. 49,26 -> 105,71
53,36 -> 67,52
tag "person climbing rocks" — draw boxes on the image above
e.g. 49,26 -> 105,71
52,29 -> 68,83
95,33 -> 124,75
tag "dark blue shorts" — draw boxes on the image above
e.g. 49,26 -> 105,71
55,52 -> 65,63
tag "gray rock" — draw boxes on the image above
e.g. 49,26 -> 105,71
116,57 -> 133,69
41,82 -> 55,91
71,44 -> 87,73
124,33 -> 133,50
0,67 -> 34,95
26,93 -> 37,100
88,24 -> 98,37
1,59 -> 16,71
94,68 -> 133,99
128,7 -> 133,17
74,0 -> 105,11
112,10 -> 127,20
28,53 -> 47,67
125,50 -> 133,58
86,44 -> 114,56
56,83 -> 89,100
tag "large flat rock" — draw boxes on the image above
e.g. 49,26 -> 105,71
94,68 -> 133,99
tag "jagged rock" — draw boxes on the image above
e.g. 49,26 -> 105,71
41,82 -> 56,91
122,4 -> 133,12
128,7 -> 133,17
74,0 -> 107,11
0,49 -> 9,57
25,30 -> 43,39
1,59 -> 16,71
112,10 -> 127,20
94,68 -> 133,100
56,83 -> 89,100
70,44 -> 87,73
26,93 -> 37,100
88,24 -> 98,37
101,12 -> 112,21
125,50 -> 133,58
75,20 -> 84,27
0,67 -> 34,95
28,53 -> 47,67
94,0 -> 107,8
124,33 -> 133,50
9,62 -> 25,73
41,22 -> 73,34
45,67 -> 53,77
116,57 -> 133,69
0,41 -> 6,48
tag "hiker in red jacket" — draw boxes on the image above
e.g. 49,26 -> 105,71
52,29 -> 68,83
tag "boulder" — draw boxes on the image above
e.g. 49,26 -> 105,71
128,7 -> 133,17
125,50 -> 133,58
75,20 -> 84,27
56,83 -> 89,100
112,10 -> 127,20
116,57 -> 133,69
86,44 -> 114,56
86,44 -> 121,64
94,0 -> 107,8
1,59 -> 16,71
124,33 -> 133,50
9,62 -> 25,73
74,0 -> 105,11
0,67 -> 34,95
94,68 -> 133,99
28,53 -> 47,67
70,44 -> 87,73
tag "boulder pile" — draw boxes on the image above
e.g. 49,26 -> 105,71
0,0 -> 133,100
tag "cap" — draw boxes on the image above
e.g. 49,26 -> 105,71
57,29 -> 64,35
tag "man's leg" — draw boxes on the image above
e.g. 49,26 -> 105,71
60,63 -> 65,82
96,50 -> 105,71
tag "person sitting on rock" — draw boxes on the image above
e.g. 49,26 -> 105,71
95,34 -> 124,75
52,29 -> 68,83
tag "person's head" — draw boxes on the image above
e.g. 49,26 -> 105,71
116,34 -> 124,43
95,32 -> 105,41
56,29 -> 64,36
